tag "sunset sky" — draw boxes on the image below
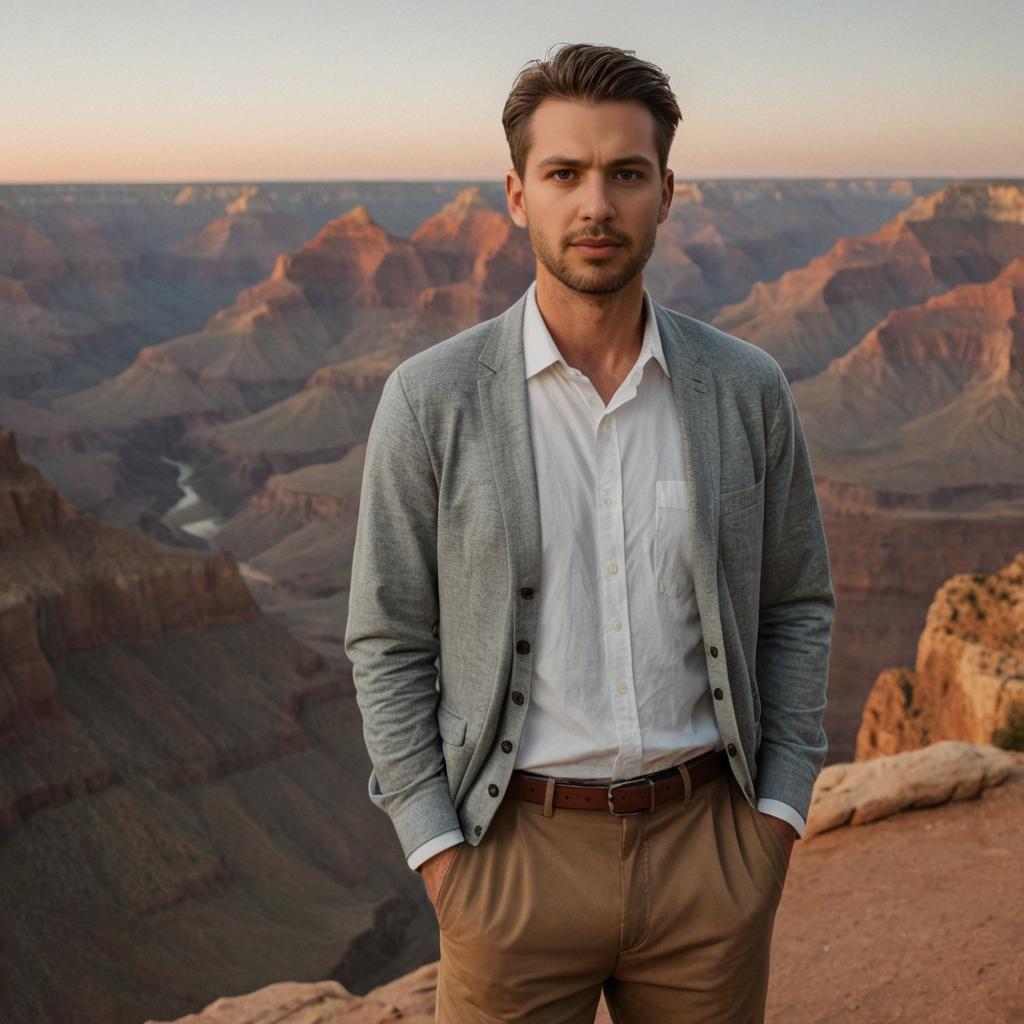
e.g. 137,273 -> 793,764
4,0 -> 1023,183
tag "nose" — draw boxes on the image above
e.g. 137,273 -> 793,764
578,174 -> 615,224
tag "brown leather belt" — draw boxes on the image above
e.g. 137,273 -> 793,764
508,749 -> 729,815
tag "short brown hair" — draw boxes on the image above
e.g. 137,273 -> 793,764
502,43 -> 683,181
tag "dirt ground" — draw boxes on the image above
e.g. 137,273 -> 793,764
749,764 -> 1024,1023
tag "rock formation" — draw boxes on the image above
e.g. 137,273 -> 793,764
0,177 -> 939,530
814,508 -> 1024,762
794,255 -> 1024,500
647,177 -> 941,320
856,552 -> 1024,759
0,431 -> 443,1023
166,196 -> 309,285
714,180 -> 1024,381
181,354 -> 395,509
208,446 -> 366,662
50,191 -> 529,442
410,186 -> 535,323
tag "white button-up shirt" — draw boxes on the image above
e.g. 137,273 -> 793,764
408,280 -> 804,870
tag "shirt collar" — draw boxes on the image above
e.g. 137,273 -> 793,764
523,279 -> 670,382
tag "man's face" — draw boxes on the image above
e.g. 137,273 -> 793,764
506,97 -> 673,296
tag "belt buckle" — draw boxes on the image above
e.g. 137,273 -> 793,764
607,777 -> 656,816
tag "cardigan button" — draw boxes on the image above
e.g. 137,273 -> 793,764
709,645 -> 719,657
474,825 -> 482,836
488,784 -> 500,797
727,743 -> 737,756
511,691 -> 524,705
519,587 -> 535,599
713,688 -> 723,699
516,639 -> 531,654
501,740 -> 513,753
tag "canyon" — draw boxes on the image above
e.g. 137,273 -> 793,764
2,175 -> 1023,1021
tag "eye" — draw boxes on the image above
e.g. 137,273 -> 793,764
548,168 -> 642,182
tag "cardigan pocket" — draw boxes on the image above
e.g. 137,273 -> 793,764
437,702 -> 467,746
719,474 -> 765,517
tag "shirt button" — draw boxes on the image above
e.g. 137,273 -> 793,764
602,496 -> 614,506
607,563 -> 619,574
616,683 -> 627,695
611,618 -> 622,631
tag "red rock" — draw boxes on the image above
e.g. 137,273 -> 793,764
715,181 -> 1024,381
857,553 -> 1024,758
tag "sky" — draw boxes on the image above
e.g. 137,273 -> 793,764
3,0 -> 1023,183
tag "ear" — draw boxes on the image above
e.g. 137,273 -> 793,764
506,167 -> 528,228
658,168 -> 675,224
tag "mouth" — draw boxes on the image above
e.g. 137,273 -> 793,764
571,239 -> 623,257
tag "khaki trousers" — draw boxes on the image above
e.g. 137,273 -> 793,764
434,767 -> 790,1023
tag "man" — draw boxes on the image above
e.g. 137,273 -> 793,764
345,42 -> 835,1023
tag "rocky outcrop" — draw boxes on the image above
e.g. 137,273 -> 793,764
816,506 -> 1024,761
0,425 -> 262,758
806,739 -> 1019,835
145,966 -> 441,1024
4,178 -> 937,527
794,256 -> 1024,500
0,202 -> 67,283
212,446 -> 365,632
790,252 -> 1024,762
2,432 -> 444,1024
51,193 -> 499,437
246,454 -> 364,528
0,271 -> 118,398
0,429 -> 78,541
856,553 -> 1024,759
648,178 -> 941,320
277,204 -> 447,309
167,201 -> 310,285
714,180 -> 1024,381
180,354 -> 395,506
411,186 -> 534,323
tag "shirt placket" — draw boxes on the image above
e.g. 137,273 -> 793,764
593,409 -> 643,781
563,360 -> 646,782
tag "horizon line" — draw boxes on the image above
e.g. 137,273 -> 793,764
5,173 -> 1022,188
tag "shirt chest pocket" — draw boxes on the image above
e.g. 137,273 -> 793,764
654,479 -> 692,597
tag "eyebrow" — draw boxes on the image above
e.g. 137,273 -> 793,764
536,154 -> 656,171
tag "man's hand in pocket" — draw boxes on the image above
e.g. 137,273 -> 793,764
418,842 -> 464,910
759,811 -> 797,866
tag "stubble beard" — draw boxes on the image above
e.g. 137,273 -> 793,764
527,221 -> 657,296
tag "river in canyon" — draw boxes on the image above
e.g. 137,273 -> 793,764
159,455 -> 224,541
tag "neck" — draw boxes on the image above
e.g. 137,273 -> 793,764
533,270 -> 646,380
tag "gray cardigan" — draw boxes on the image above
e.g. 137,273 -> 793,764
344,285 -> 836,861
